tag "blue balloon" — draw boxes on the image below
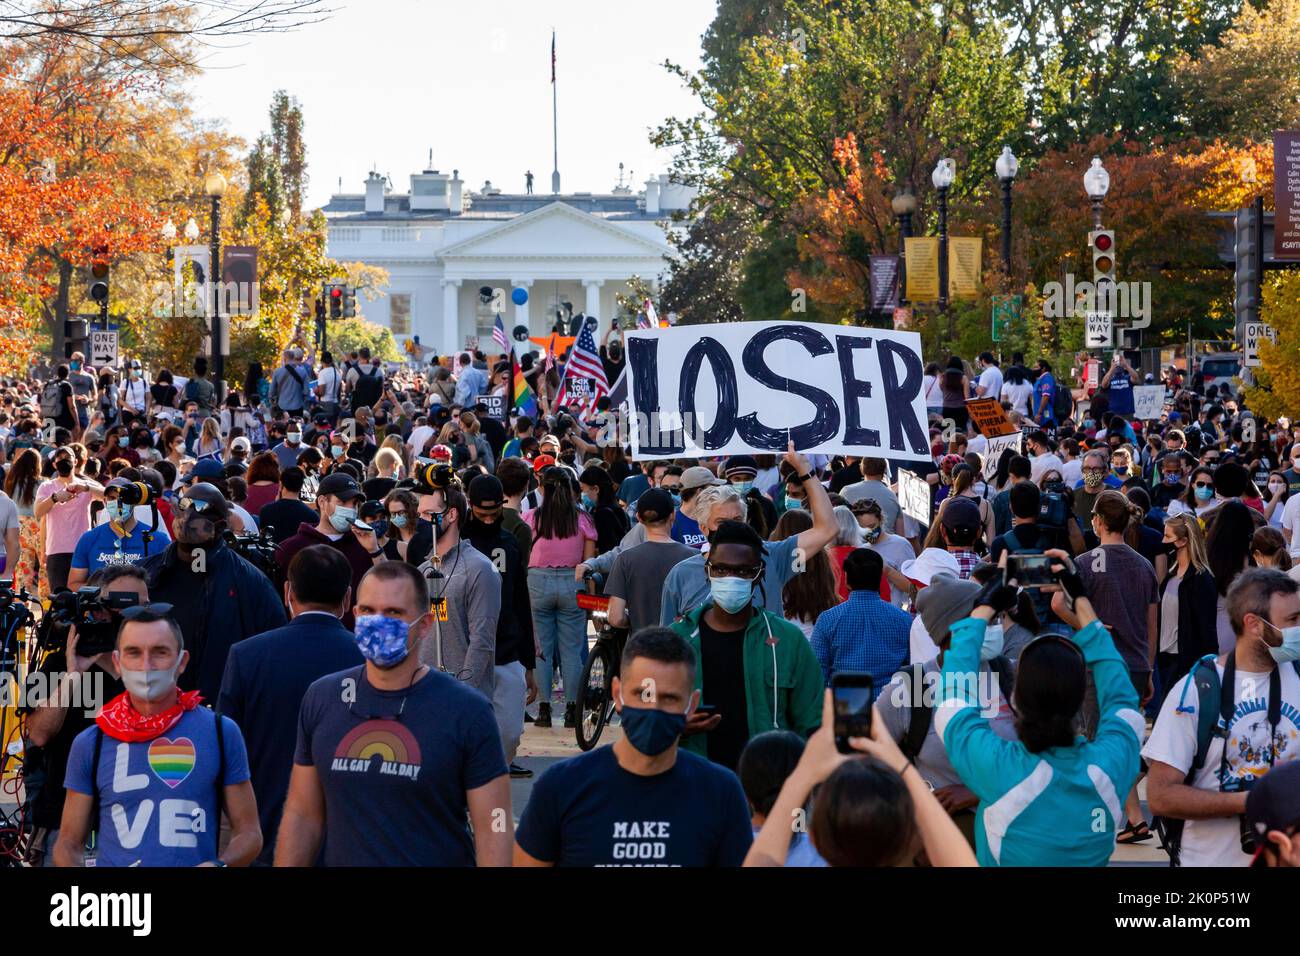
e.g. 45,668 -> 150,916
511,287 -> 528,306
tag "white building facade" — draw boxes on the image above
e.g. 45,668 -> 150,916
321,167 -> 694,355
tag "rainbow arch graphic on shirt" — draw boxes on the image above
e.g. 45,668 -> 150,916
335,720 -> 421,765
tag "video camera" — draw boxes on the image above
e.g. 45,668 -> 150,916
114,480 -> 155,507
223,529 -> 279,581
35,586 -> 141,659
413,461 -> 459,495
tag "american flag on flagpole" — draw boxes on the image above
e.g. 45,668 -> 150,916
554,323 -> 609,418
639,298 -> 656,330
493,314 -> 510,354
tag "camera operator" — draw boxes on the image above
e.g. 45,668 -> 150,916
67,478 -> 171,589
139,482 -> 286,701
23,565 -> 147,865
274,472 -> 383,629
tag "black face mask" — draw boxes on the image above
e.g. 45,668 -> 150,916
55,459 -> 73,476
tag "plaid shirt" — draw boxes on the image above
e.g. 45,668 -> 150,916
809,590 -> 913,693
949,548 -> 980,579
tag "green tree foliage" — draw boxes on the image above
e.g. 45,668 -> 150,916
323,317 -> 402,363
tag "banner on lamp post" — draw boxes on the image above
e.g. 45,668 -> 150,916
947,237 -> 983,299
868,256 -> 900,311
904,238 -> 940,302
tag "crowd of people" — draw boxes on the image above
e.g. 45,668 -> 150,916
0,337 -> 1297,869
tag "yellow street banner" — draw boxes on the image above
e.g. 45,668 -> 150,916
904,237 -> 940,302
948,237 -> 983,299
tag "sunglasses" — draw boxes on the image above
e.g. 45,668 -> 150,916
118,602 -> 176,621
175,496 -> 218,514
1193,481 -> 1214,489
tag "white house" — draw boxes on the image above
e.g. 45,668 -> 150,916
320,165 -> 695,355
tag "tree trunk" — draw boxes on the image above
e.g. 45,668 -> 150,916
49,258 -> 74,360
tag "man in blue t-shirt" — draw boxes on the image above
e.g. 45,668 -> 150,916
1032,358 -> 1058,426
514,628 -> 753,867
68,478 -> 171,589
55,608 -> 260,867
1099,353 -> 1135,418
276,562 -> 511,867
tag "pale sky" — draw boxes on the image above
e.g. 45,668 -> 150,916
188,0 -> 714,210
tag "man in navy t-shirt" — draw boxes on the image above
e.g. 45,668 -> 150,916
514,628 -> 753,867
1099,353 -> 1136,418
67,477 -> 171,589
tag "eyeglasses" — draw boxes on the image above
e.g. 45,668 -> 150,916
175,496 -> 217,514
705,562 -> 762,580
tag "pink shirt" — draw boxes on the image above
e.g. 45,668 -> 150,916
36,479 -> 97,555
525,509 -> 596,568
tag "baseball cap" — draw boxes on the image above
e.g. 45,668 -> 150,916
723,455 -> 758,480
230,436 -> 251,454
1246,761 -> 1300,865
941,495 -> 982,532
915,575 -> 982,645
468,474 -> 504,508
636,487 -> 675,522
680,465 -> 725,491
539,434 -> 561,451
316,473 -> 364,501
532,453 -> 557,473
183,458 -> 224,484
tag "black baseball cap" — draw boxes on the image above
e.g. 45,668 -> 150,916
316,473 -> 364,501
468,474 -> 504,508
941,496 -> 981,532
636,487 -> 675,522
1246,761 -> 1300,865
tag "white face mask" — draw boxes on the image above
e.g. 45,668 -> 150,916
118,659 -> 181,702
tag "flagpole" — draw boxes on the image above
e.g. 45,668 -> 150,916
551,30 -> 560,194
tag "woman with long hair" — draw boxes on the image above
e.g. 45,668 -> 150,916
1206,499 -> 1256,654
526,466 -> 597,729
1123,486 -> 1168,585
767,509 -> 837,637
1250,525 -> 1292,572
4,448 -> 43,595
826,505 -> 864,602
1172,465 -> 1220,518
458,411 -> 495,472
195,416 -> 223,460
428,365 -> 456,405
243,451 -> 282,518
1156,513 -> 1218,706
922,361 -> 944,417
1000,365 -> 1033,417
939,357 -> 970,432
382,488 -> 431,565
1263,469 -> 1287,529
578,464 -> 629,555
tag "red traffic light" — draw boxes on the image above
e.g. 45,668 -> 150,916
1094,233 -> 1112,252
331,287 -> 343,298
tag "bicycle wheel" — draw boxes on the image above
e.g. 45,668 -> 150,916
575,641 -> 614,751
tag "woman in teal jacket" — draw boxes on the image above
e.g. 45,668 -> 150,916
936,550 -> 1144,866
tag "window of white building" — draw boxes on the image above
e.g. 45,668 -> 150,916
390,293 -> 412,336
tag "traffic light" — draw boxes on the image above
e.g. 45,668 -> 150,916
87,245 -> 109,306
342,284 -> 356,318
64,318 -> 88,359
326,282 -> 343,320
1234,204 -> 1261,334
1089,230 -> 1116,286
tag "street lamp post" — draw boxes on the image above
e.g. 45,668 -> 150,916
891,189 -> 917,306
1083,156 -> 1109,230
932,158 -> 956,329
205,171 -> 227,401
996,146 -> 1018,277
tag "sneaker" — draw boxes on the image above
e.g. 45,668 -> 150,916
563,702 -> 577,729
509,763 -> 534,779
535,702 -> 552,729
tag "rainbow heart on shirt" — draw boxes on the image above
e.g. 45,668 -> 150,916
147,736 -> 196,789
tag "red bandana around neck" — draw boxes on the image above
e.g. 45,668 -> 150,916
96,689 -> 204,742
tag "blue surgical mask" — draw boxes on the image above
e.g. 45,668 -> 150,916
732,480 -> 753,495
331,445 -> 345,458
390,513 -> 408,529
1195,485 -> 1214,502
106,500 -> 132,522
618,693 -> 688,756
1263,620 -> 1300,663
786,497 -> 804,511
1163,473 -> 1182,486
330,504 -> 357,532
354,614 -> 416,667
286,431 -> 302,444
980,623 -> 1005,662
670,493 -> 681,507
709,576 -> 754,614
580,493 -> 595,511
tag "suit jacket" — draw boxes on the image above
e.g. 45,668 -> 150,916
1157,565 -> 1220,686
218,612 -> 363,865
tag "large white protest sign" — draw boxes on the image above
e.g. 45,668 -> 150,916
1132,385 -> 1165,420
981,433 -> 1023,483
623,322 -> 930,462
899,469 -> 931,526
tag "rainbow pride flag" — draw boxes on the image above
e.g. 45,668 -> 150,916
512,351 -> 537,417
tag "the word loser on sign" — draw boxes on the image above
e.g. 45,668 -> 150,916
624,322 -> 930,462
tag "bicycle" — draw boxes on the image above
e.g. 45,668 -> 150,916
574,572 -> 628,751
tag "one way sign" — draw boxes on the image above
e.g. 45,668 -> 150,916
1243,322 -> 1276,368
90,329 -> 118,367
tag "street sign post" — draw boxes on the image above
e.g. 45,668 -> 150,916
1085,311 -> 1113,348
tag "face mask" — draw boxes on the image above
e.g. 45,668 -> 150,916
390,513 -> 408,529
55,459 -> 73,476
980,623 -> 1005,662
329,505 -> 357,533
1113,465 -> 1129,477
120,660 -> 180,702
787,497 -> 805,510
1270,483 -> 1286,496
732,481 -> 753,495
106,500 -> 132,522
617,693 -> 688,757
1195,485 -> 1214,502
287,432 -> 302,444
580,493 -> 595,511
1083,420 -> 1095,430
1163,473 -> 1182,486
1083,473 -> 1104,490
331,445 -> 345,459
130,370 -> 141,379
670,494 -> 681,508
70,361 -> 81,371
863,526 -> 881,543
709,576 -> 754,614
354,613 -> 416,667
1261,620 -> 1300,664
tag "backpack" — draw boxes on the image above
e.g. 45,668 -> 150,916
897,657 -> 1015,760
1038,488 -> 1069,530
351,365 -> 382,409
1053,381 -> 1073,422
1152,653 -> 1300,866
40,380 -> 65,419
